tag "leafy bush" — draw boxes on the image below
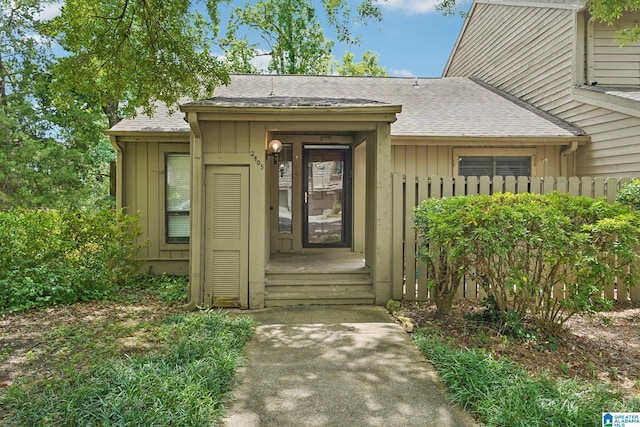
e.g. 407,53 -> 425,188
616,179 -> 640,209
0,209 -> 143,312
414,193 -> 640,332
129,273 -> 189,304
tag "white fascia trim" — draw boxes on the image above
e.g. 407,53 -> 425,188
572,87 -> 640,119
476,0 -> 586,11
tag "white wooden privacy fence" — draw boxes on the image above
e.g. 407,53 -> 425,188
391,175 -> 640,304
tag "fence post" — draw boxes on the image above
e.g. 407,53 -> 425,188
416,176 -> 429,302
404,175 -> 417,301
391,174 -> 404,300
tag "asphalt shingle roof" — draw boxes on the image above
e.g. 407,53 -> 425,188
581,85 -> 640,103
109,75 -> 584,138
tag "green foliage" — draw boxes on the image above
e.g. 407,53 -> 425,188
414,193 -> 640,331
2,311 -> 255,426
414,331 -> 640,426
221,0 -> 384,75
0,209 -> 143,312
589,0 -> 640,44
413,195 -> 475,317
44,0 -> 230,121
616,179 -> 640,209
130,273 -> 189,304
223,0 -> 335,75
335,51 -> 387,76
0,0 -> 113,210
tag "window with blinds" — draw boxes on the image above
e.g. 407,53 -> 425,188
166,153 -> 190,243
459,156 -> 531,178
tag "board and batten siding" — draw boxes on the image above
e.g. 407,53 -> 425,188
445,3 -> 576,114
121,139 -> 190,274
589,13 -> 640,86
391,144 -> 562,176
200,121 -> 252,155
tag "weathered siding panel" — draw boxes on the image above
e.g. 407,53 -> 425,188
392,144 -> 562,176
446,4 -> 575,113
202,121 -> 252,154
121,140 -> 190,271
591,14 -> 640,86
561,104 -> 640,177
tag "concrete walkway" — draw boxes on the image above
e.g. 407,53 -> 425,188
223,305 -> 477,427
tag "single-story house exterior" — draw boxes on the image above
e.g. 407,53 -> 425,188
105,74 -> 588,309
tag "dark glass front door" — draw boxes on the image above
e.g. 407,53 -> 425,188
303,146 -> 351,247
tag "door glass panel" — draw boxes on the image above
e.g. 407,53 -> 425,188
305,148 -> 348,246
278,144 -> 293,233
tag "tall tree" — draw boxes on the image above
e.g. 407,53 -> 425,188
0,0 -> 111,209
223,0 -> 333,74
44,0 -> 230,126
336,51 -> 387,76
47,0 -> 385,119
221,0 -> 384,75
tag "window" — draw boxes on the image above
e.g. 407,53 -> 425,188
166,153 -> 190,243
278,144 -> 293,234
458,156 -> 531,178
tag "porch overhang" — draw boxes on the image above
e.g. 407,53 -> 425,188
182,96 -> 401,309
180,96 -> 401,124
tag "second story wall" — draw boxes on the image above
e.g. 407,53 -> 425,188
589,13 -> 640,86
445,2 -> 578,114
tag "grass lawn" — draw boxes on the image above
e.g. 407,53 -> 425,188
0,276 -> 254,426
413,320 -> 640,427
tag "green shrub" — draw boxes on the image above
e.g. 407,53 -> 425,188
0,209 -> 143,312
616,179 -> 640,209
129,273 -> 189,304
414,192 -> 640,332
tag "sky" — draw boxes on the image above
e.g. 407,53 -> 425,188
227,0 -> 472,78
327,0 -> 470,77
37,0 -> 470,78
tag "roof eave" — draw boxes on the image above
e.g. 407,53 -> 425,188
180,104 -> 402,115
573,86 -> 640,118
391,135 -> 590,145
103,129 -> 190,139
474,0 -> 585,11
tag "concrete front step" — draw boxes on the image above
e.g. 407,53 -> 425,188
265,276 -> 375,307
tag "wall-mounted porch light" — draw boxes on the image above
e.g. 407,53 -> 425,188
266,139 -> 283,164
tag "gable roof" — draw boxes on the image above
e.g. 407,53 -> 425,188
107,74 -> 585,139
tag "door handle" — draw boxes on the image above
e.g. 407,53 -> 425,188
304,191 -> 308,204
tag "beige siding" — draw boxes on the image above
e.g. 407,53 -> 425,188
391,144 -> 562,176
204,166 -> 249,307
121,140 -> 190,273
201,121 -> 252,154
446,4 -> 575,113
590,14 -> 640,86
563,105 -> 640,177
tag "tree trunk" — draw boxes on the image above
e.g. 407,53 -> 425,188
102,98 -> 121,198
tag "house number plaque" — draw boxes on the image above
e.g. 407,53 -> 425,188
249,151 -> 265,170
